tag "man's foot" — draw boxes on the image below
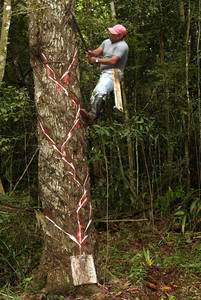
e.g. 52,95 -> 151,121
80,109 -> 94,125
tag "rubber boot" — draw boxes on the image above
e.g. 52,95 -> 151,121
80,95 -> 104,125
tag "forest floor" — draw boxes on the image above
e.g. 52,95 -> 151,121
0,217 -> 201,300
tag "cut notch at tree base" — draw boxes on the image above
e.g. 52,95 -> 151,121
71,254 -> 97,286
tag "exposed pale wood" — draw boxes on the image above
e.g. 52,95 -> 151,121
113,69 -> 123,112
70,255 -> 97,286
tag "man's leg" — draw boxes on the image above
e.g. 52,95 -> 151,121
88,93 -> 106,120
80,71 -> 114,124
80,93 -> 106,124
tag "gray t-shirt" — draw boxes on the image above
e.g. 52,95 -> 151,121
100,39 -> 129,73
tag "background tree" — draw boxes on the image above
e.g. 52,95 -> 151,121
0,0 -> 11,81
0,0 -> 11,195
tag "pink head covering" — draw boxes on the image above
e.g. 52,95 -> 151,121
108,24 -> 127,36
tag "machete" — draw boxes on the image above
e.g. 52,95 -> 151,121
72,15 -> 89,52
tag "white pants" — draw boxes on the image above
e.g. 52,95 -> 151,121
90,69 -> 123,103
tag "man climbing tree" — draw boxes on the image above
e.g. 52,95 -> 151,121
80,24 -> 129,124
28,0 -> 99,295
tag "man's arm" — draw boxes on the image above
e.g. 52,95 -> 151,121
88,55 -> 120,65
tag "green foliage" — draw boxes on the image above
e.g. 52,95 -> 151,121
0,194 -> 42,288
87,113 -> 159,215
77,0 -> 201,227
0,83 -> 37,192
98,225 -> 201,299
128,252 -> 146,281
143,248 -> 154,266
174,190 -> 201,233
156,186 -> 186,215
5,0 -> 33,90
157,239 -> 201,274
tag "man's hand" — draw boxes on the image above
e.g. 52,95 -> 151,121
86,47 -> 103,58
86,50 -> 94,57
88,56 -> 97,64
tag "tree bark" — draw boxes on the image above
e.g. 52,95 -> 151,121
159,1 -> 173,185
197,0 -> 201,198
0,0 -> 12,195
110,0 -> 117,21
184,0 -> 191,192
0,179 -> 5,195
28,0 -> 97,293
0,0 -> 11,81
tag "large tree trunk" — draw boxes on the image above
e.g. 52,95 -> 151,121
28,0 -> 97,293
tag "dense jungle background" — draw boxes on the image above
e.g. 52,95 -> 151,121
0,0 -> 201,299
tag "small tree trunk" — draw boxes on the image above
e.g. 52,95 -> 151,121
184,0 -> 191,192
0,0 -> 11,81
28,0 -> 97,293
121,81 -> 136,201
110,0 -> 137,202
110,0 -> 117,21
0,179 -> 5,195
179,0 -> 185,22
0,0 -> 12,194
159,1 -> 173,185
197,0 -> 201,197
